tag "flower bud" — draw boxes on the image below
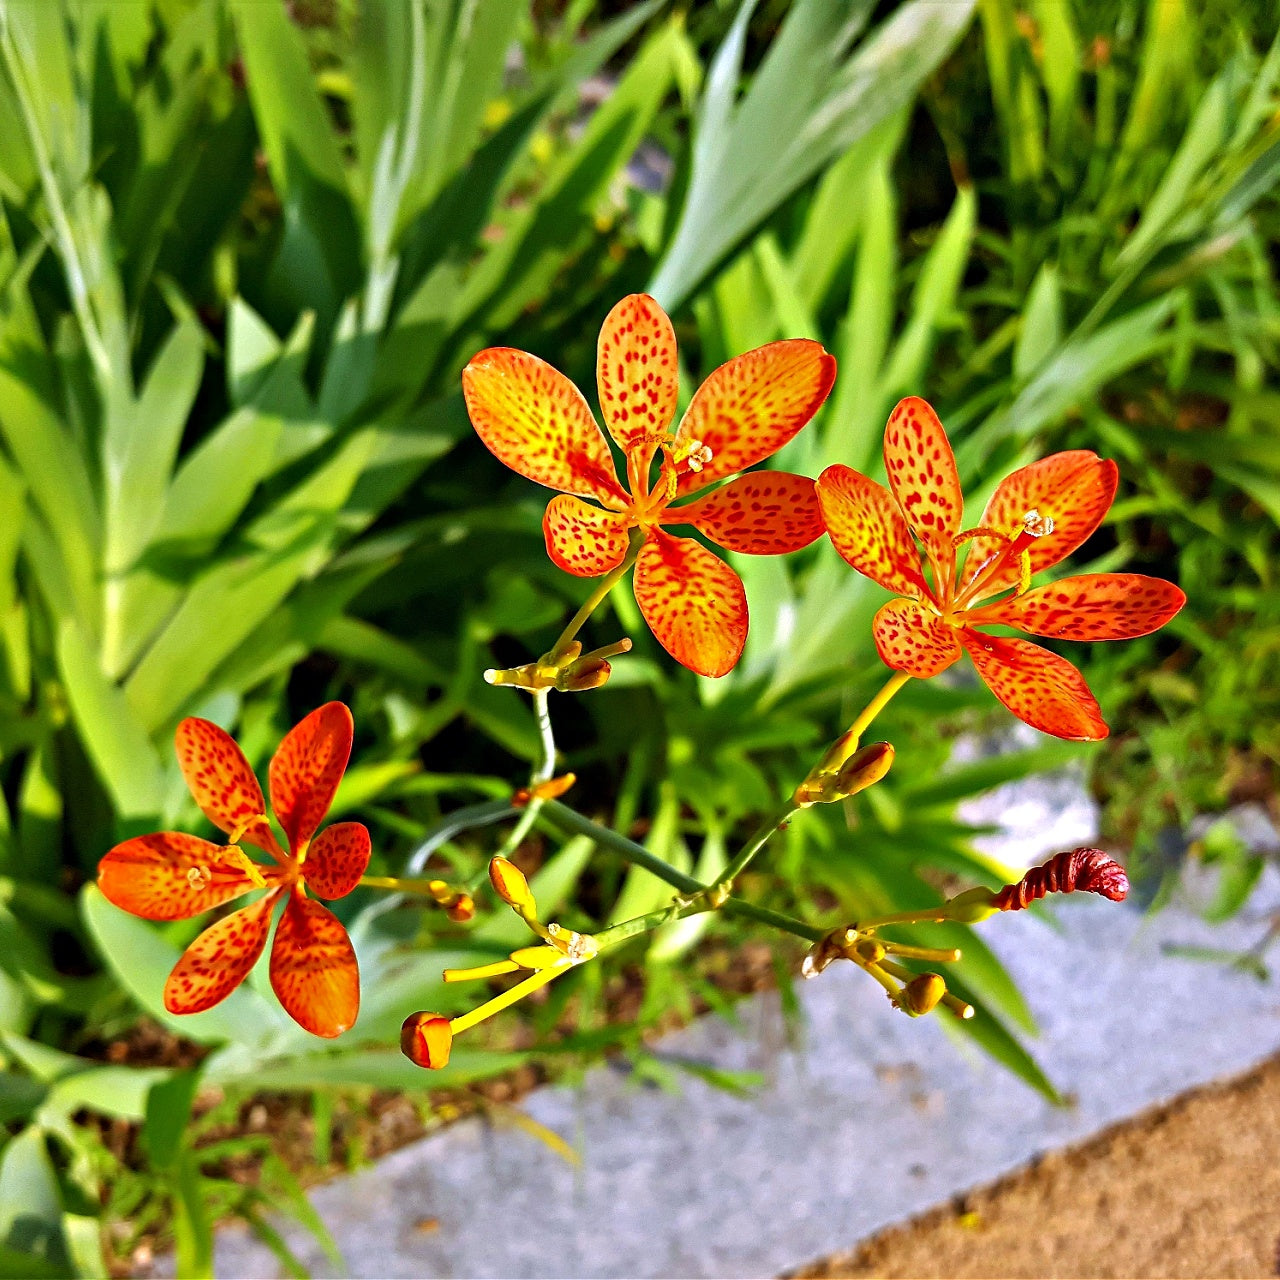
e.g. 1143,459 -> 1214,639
489,856 -> 535,915
447,893 -> 475,923
899,972 -> 946,1017
512,773 -> 577,807
401,1012 -> 452,1070
556,657 -> 612,692
832,741 -> 894,798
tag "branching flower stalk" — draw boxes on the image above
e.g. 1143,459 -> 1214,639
94,295 -> 1184,1077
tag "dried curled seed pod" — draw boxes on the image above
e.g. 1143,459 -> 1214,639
993,847 -> 1129,911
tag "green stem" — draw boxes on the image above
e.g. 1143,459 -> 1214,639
359,875 -> 449,895
703,806 -> 796,900
540,799 -> 824,943
493,688 -> 557,861
840,670 -> 912,756
547,531 -> 642,661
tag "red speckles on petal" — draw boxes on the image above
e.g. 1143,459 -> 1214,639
596,294 -> 678,452
174,718 -> 279,856
163,893 -> 277,1015
969,574 -> 1186,640
816,465 -> 930,598
668,471 -> 824,554
270,892 -> 360,1038
872,598 -> 962,678
633,529 -> 747,678
462,347 -> 627,505
961,630 -> 1108,741
98,832 -> 273,920
543,495 -> 633,577
883,397 -> 962,586
269,703 -> 353,854
674,340 -> 836,492
959,452 -> 1119,598
302,822 -> 371,900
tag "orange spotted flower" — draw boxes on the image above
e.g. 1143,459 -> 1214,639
462,294 -> 836,677
816,398 -> 1186,740
98,704 -> 368,1037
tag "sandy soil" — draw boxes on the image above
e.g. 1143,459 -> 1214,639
792,1053 -> 1280,1280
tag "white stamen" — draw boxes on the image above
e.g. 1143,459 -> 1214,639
1022,509 -> 1054,538
187,865 -> 211,890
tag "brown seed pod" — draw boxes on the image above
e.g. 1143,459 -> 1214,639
993,847 -> 1129,911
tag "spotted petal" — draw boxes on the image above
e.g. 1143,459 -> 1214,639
270,892 -> 360,1038
269,703 -> 353,854
872,598 -> 963,678
959,452 -> 1118,597
163,893 -> 276,1015
302,822 -> 371,900
817,465 -> 930,597
633,530 -> 747,678
463,347 -> 626,504
596,293 -> 678,453
543,495 -> 632,577
174,718 -> 280,856
674,340 -> 835,492
883,397 -> 962,587
98,832 -> 273,921
668,472 -> 824,553
969,574 -> 1186,640
962,630 -> 1108,741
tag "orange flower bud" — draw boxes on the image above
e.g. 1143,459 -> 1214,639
447,894 -> 475,923
489,856 -> 535,915
401,1012 -> 452,1070
833,741 -> 894,798
512,773 -> 577,808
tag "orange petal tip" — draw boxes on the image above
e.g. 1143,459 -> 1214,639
489,856 -> 535,913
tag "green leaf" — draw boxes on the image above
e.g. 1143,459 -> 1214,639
143,1068 -> 202,1169
0,1128 -> 69,1275
56,619 -> 164,819
173,1151 -> 214,1280
649,0 -> 975,310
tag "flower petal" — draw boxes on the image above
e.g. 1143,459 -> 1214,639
543,495 -> 632,577
959,451 -> 1119,597
962,630 -> 1108,741
667,471 -> 824,554
872,598 -> 963,678
462,347 -> 626,504
596,293 -> 678,452
817,464 -> 930,597
302,822 -> 371,900
270,892 -> 360,1038
163,893 -> 276,1015
883,397 -> 962,586
969,574 -> 1186,640
633,529 -> 747,678
269,703 -> 353,853
673,339 -> 835,491
98,832 -> 272,921
174,718 -> 280,856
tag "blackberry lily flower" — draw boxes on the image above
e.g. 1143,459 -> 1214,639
463,294 -> 836,677
816,398 -> 1185,740
98,704 -> 368,1037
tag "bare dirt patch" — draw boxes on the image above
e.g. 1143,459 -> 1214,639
793,1053 -> 1280,1280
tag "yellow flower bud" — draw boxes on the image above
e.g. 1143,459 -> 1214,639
944,886 -> 999,924
899,972 -> 946,1017
832,741 -> 894,798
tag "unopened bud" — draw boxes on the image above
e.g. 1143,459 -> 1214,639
489,856 -> 536,916
512,774 -> 577,808
851,937 -> 886,964
832,741 -> 894,798
558,658 -> 612,691
898,972 -> 946,1017
401,1012 -> 452,1070
447,894 -> 475,923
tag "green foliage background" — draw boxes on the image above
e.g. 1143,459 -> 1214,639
0,0 -> 1277,1273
